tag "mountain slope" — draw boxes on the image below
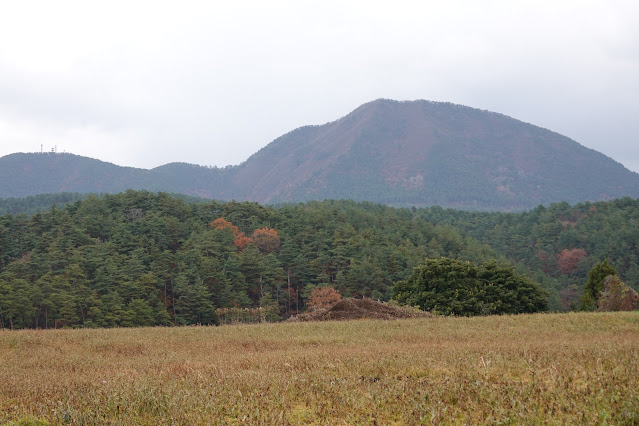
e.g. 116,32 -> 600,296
233,99 -> 639,209
2,99 -> 638,210
0,153 -> 150,197
0,153 -> 234,200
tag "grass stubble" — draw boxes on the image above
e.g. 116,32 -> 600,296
1,312 -> 638,425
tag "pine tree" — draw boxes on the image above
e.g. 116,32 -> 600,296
580,259 -> 617,311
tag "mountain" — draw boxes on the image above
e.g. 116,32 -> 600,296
233,100 -> 639,209
0,153 -> 234,200
2,99 -> 639,210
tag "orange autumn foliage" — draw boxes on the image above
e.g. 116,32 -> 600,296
210,218 -> 240,236
306,286 -> 342,312
233,233 -> 253,250
210,218 -> 253,250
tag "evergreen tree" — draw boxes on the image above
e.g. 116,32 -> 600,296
259,292 -> 281,322
580,259 -> 618,311
173,275 -> 218,325
123,299 -> 155,327
393,258 -> 548,316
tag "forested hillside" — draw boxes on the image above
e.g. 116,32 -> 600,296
0,191 -> 498,329
0,193 -> 88,216
1,191 -> 638,329
418,197 -> 639,309
0,192 -> 209,216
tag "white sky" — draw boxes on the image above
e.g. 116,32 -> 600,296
1,0 -> 638,172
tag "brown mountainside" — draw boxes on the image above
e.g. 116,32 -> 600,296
2,99 -> 638,211
232,99 -> 639,209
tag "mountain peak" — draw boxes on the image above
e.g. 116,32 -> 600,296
1,100 -> 638,210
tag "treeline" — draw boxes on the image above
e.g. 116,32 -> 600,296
0,192 -> 211,217
0,193 -> 87,216
0,191 -> 498,329
418,197 -> 639,309
1,191 -> 638,329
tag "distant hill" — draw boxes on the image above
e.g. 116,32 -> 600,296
0,153 -> 234,200
0,192 -> 210,216
2,99 -> 639,210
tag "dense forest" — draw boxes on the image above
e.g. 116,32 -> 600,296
417,198 -> 639,310
0,191 -> 638,329
0,193 -> 88,216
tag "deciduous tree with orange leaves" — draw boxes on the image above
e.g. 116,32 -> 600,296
210,218 -> 252,250
210,218 -> 239,235
233,233 -> 253,250
306,286 -> 342,311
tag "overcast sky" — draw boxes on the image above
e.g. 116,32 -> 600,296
1,1 -> 638,172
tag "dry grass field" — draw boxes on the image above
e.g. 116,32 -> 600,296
1,312 -> 638,425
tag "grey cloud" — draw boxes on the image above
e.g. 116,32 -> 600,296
0,1 -> 637,173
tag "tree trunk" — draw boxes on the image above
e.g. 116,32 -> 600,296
287,269 -> 291,317
259,275 -> 264,297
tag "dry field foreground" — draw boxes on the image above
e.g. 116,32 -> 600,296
1,312 -> 638,425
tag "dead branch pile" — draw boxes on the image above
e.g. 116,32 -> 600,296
289,298 -> 431,322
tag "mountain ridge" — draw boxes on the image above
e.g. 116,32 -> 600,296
2,99 -> 638,210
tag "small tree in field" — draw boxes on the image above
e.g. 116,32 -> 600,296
306,286 -> 342,312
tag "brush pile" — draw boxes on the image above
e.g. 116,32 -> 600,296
289,298 -> 431,322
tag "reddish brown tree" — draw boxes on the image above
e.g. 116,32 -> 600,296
252,227 -> 281,253
233,233 -> 253,250
210,218 -> 240,235
306,286 -> 342,312
210,218 -> 253,250
556,248 -> 587,275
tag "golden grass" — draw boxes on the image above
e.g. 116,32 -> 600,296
1,312 -> 638,425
